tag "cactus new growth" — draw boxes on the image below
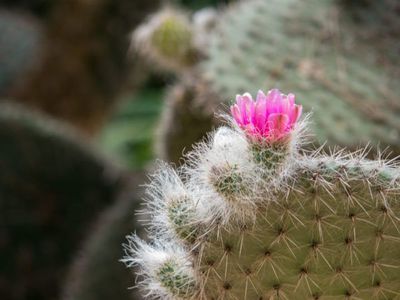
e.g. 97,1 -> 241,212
133,8 -> 198,72
124,89 -> 400,299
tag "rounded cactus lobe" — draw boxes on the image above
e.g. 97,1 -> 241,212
157,260 -> 197,298
122,238 -> 199,299
151,16 -> 193,60
134,9 -> 199,73
167,196 -> 199,244
209,164 -> 247,202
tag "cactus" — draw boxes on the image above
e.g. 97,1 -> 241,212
10,0 -> 160,134
146,0 -> 400,163
62,172 -> 146,300
0,102 -> 131,300
0,10 -> 43,96
156,77 -> 216,164
124,89 -> 400,299
134,8 -> 200,73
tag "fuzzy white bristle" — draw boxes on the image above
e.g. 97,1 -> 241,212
122,236 -> 197,299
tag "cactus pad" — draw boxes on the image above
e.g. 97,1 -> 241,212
124,112 -> 400,299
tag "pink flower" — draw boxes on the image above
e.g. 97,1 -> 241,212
230,89 -> 302,142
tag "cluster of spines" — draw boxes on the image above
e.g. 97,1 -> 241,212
124,115 -> 400,299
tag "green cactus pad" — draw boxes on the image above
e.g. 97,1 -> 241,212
201,159 -> 400,298
198,0 -> 400,153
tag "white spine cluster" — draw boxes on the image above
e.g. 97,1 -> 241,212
122,237 -> 196,300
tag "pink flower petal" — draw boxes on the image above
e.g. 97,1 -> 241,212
231,88 -> 302,142
289,105 -> 302,125
268,113 -> 289,134
231,105 -> 243,125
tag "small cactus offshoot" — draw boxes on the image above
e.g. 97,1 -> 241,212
123,89 -> 400,299
133,8 -> 198,72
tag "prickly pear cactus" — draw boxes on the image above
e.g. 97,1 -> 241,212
0,102 -> 130,300
124,89 -> 400,299
198,0 -> 400,154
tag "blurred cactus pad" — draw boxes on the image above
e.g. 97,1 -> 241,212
199,0 -> 400,153
0,103 -> 133,300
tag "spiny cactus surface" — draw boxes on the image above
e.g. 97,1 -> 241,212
124,89 -> 400,299
0,102 -> 129,300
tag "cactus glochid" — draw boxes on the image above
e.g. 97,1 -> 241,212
123,89 -> 400,299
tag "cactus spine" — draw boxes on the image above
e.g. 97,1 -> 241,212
124,90 -> 400,299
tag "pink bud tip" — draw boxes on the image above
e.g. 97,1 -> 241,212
230,89 -> 302,142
